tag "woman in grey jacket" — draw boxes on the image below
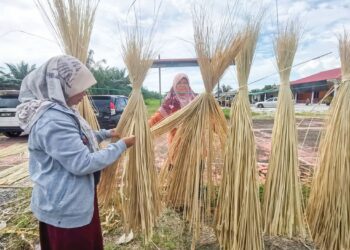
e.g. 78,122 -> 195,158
16,55 -> 135,250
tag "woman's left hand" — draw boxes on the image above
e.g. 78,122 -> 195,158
110,129 -> 120,138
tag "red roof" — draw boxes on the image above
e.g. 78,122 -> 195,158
291,68 -> 341,85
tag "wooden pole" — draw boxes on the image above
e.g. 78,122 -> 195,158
158,54 -> 162,105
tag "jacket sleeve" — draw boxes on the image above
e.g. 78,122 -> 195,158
36,119 -> 126,176
94,129 -> 112,143
148,111 -> 165,127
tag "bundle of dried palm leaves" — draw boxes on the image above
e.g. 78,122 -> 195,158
151,4 -> 243,248
36,0 -> 100,130
262,20 -> 308,238
98,22 -> 160,243
215,17 -> 264,250
306,31 -> 350,249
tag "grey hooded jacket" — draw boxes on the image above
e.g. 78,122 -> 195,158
28,103 -> 126,228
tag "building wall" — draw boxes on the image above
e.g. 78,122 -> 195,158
296,92 -> 312,103
295,89 -> 328,103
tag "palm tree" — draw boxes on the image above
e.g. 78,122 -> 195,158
221,84 -> 232,93
86,49 -> 107,69
0,61 -> 36,89
215,84 -> 233,95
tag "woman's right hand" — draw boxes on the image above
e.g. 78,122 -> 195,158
122,136 -> 136,148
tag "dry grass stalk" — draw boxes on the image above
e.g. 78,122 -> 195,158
0,143 -> 28,158
36,0 -> 100,130
151,3 -> 243,248
306,31 -> 350,249
215,18 -> 264,250
262,20 -> 308,238
98,19 -> 160,243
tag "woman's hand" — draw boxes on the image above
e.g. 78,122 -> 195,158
122,136 -> 136,148
110,129 -> 120,138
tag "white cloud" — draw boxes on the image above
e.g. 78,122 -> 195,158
0,0 -> 350,93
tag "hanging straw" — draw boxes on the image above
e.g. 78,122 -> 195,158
151,3 -> 243,248
36,0 -> 100,130
262,19 -> 308,238
98,16 -> 160,243
215,16 -> 264,250
306,31 -> 350,249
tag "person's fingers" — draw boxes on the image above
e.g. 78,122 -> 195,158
122,135 -> 136,148
110,129 -> 121,138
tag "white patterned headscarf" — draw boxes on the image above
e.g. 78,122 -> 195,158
16,55 -> 99,150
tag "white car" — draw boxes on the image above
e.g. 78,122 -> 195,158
0,90 -> 22,137
255,97 -> 278,108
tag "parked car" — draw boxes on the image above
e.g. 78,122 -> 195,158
0,90 -> 23,137
255,97 -> 278,108
90,95 -> 128,129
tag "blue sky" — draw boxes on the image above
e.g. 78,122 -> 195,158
0,0 -> 350,94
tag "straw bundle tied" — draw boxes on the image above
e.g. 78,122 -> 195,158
151,3 -> 243,248
36,0 -> 100,130
98,19 -> 160,243
215,17 -> 264,250
262,20 -> 308,238
306,31 -> 350,250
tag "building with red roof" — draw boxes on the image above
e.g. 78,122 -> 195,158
291,68 -> 341,103
250,68 -> 341,104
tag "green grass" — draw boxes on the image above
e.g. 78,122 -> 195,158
145,98 -> 161,118
295,112 -> 326,118
222,108 -> 230,119
259,184 -> 311,206
222,108 -> 274,120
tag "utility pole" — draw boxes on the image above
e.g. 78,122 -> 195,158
158,54 -> 162,105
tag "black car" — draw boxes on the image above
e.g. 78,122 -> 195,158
90,95 -> 128,129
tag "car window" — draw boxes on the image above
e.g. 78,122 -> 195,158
91,96 -> 110,111
266,98 -> 273,102
0,96 -> 20,108
273,97 -> 278,101
116,97 -> 126,111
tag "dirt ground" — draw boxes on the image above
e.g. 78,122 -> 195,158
153,118 -> 323,185
0,117 -> 323,249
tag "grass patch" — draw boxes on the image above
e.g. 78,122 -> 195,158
259,184 -> 311,206
104,208 -> 191,250
222,108 -> 230,119
0,188 -> 38,250
295,112 -> 327,118
145,98 -> 161,118
222,107 -> 275,120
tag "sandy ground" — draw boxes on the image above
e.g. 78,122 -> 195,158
153,118 -> 323,185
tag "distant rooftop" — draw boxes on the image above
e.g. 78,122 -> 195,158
291,68 -> 341,85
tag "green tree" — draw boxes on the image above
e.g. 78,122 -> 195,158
262,84 -> 277,91
0,61 -> 36,89
86,49 -> 106,69
215,84 -> 233,95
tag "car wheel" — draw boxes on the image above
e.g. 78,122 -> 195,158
4,132 -> 21,138
257,104 -> 264,108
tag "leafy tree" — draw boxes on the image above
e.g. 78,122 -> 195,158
0,61 -> 36,89
89,64 -> 161,99
215,84 -> 233,95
